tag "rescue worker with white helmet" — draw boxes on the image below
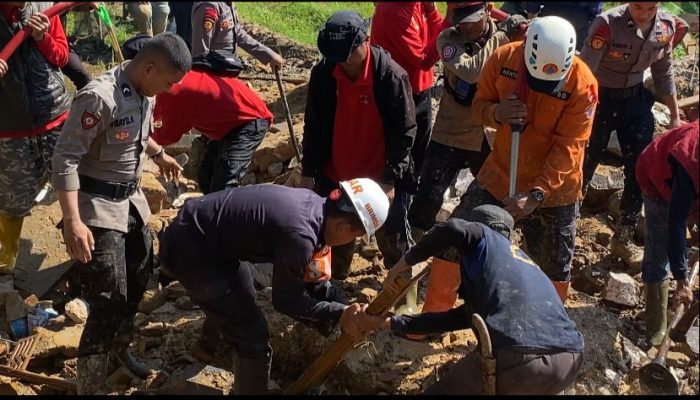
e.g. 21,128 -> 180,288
445,16 -> 598,305
157,178 -> 390,394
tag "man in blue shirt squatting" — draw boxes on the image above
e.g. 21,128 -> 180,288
367,204 -> 585,394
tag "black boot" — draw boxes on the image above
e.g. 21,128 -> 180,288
232,346 -> 272,395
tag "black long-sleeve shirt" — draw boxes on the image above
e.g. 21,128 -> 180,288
392,219 -> 584,353
160,185 -> 347,330
668,156 -> 696,280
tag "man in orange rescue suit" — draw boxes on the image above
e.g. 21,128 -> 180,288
441,16 -> 598,308
579,2 -> 688,271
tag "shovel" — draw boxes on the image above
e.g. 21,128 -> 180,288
273,65 -> 302,161
639,259 -> 699,395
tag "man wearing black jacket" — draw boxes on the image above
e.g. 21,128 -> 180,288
300,10 -> 417,279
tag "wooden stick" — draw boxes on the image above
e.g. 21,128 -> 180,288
286,262 -> 431,395
0,365 -> 77,392
678,94 -> 699,110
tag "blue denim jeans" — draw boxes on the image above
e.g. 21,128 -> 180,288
641,196 -> 670,283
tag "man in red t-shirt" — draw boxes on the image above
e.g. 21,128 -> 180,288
0,2 -> 70,274
301,11 -> 417,279
151,65 -> 273,194
122,35 -> 274,194
371,2 -> 448,193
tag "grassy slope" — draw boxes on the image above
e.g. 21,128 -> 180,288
236,2 -> 695,47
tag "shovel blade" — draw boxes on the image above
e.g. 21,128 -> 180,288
639,362 -> 680,395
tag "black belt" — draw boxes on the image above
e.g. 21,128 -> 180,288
79,174 -> 140,200
600,84 -> 642,100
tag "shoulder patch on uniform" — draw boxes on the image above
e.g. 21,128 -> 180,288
153,120 -> 163,129
592,21 -> 610,40
220,18 -> 232,30
500,67 -> 517,80
590,34 -> 607,50
442,44 -> 457,61
585,104 -> 595,119
202,7 -> 218,32
81,111 -> 100,130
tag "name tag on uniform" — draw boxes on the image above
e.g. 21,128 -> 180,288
500,67 -> 517,80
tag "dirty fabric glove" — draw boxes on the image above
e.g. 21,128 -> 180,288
498,14 -> 528,40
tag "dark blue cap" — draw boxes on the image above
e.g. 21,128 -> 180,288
317,11 -> 368,63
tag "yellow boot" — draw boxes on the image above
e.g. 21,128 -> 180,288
0,215 -> 24,273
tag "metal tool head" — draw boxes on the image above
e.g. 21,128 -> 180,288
639,361 -> 681,395
687,323 -> 699,354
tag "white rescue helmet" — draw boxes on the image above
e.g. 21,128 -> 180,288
338,178 -> 390,243
524,16 -> 576,93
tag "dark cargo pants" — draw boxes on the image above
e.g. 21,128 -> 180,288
424,347 -> 582,395
409,138 -> 491,231
581,86 -> 655,229
69,207 -> 153,357
197,118 -> 269,194
452,180 -> 578,282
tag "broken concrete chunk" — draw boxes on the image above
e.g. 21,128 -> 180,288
33,324 -> 84,359
604,272 -> 639,307
620,335 -> 648,368
64,298 -> 89,324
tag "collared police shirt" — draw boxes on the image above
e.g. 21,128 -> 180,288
51,61 -> 152,233
580,4 -> 676,96
190,1 -> 276,64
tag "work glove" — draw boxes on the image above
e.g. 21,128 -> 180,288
498,14 -> 528,41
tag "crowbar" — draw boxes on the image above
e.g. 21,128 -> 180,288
472,313 -> 496,395
273,65 -> 302,161
508,46 -> 531,198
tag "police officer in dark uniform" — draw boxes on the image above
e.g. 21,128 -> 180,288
52,32 -> 191,394
580,2 -> 685,271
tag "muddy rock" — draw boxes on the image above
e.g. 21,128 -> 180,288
357,288 -> 378,303
33,323 -> 84,359
252,125 -> 303,172
267,162 -> 284,178
64,298 -> 89,324
620,335 -> 648,368
141,321 -> 167,337
666,351 -> 691,369
584,165 -> 624,211
141,172 -> 169,214
138,287 -> 167,314
240,172 -> 257,186
174,296 -> 193,310
604,272 -> 640,307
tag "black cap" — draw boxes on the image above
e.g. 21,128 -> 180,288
452,2 -> 487,25
526,69 -> 566,94
122,34 -> 153,60
317,11 -> 368,63
468,205 -> 515,240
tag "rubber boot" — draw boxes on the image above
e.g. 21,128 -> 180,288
552,281 -> 570,304
0,215 -> 24,273
232,346 -> 272,395
401,258 -> 460,341
394,281 -> 419,317
611,225 -> 643,271
77,353 -> 110,395
645,281 -> 669,347
422,258 -> 460,313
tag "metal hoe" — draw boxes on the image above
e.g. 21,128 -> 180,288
273,65 -> 302,161
639,259 -> 699,395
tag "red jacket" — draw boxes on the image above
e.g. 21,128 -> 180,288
637,120 -> 699,208
152,70 -> 274,146
370,2 -> 447,94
